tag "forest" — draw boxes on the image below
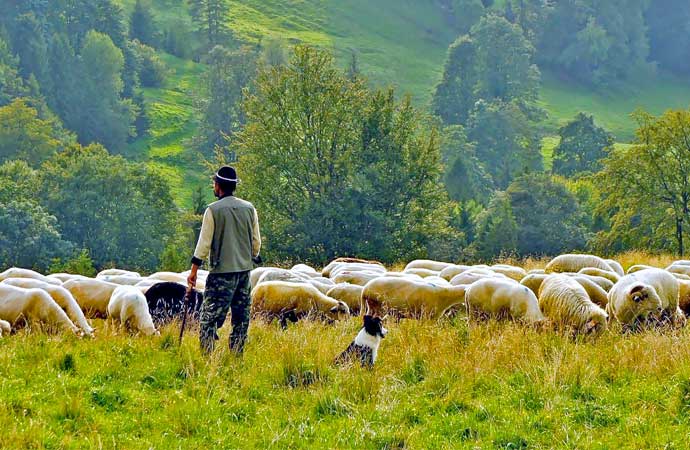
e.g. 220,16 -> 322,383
1,0 -> 690,271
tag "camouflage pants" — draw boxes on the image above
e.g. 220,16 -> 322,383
199,271 -> 251,355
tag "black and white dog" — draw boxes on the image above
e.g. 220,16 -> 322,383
335,315 -> 388,368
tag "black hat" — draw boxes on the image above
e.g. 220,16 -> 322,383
213,166 -> 239,183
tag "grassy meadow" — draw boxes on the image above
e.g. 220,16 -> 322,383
3,252 -> 690,449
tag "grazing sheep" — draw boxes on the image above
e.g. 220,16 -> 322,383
577,267 -> 620,283
257,268 -> 309,285
574,274 -> 614,292
97,275 -> 143,286
608,269 -> 685,328
326,283 -> 364,315
627,264 -> 657,274
147,272 -> 187,283
307,279 -> 336,295
528,269 -> 546,275
108,286 -> 158,336
402,268 -> 439,278
63,278 -> 119,317
47,273 -> 88,283
424,276 -> 451,286
490,265 -> 528,282
2,278 -> 94,335
520,273 -> 547,296
673,273 -> 690,281
465,278 -> 545,324
570,276 -> 609,308
361,277 -> 466,319
332,270 -> 383,286
545,254 -> 614,274
97,269 -> 141,278
538,275 -> 608,336
144,282 -> 203,325
604,259 -> 625,277
329,263 -> 386,280
666,265 -> 690,277
0,268 -> 61,285
291,264 -> 320,277
0,319 -> 11,337
252,281 -> 350,324
672,260 -> 690,267
439,265 -> 473,281
322,258 -> 383,277
404,260 -> 453,272
0,284 -> 79,334
450,270 -> 507,286
250,267 -> 281,289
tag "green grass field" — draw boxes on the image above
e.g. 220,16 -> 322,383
2,252 -> 690,449
4,314 -> 690,448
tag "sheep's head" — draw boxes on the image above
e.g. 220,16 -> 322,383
328,301 -> 350,320
583,309 -> 608,337
628,284 -> 663,319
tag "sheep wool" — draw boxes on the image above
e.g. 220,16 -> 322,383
538,275 -> 608,336
252,281 -> 350,321
545,254 -> 614,274
0,284 -> 79,334
577,267 -> 620,283
326,283 -> 364,315
466,278 -> 544,324
520,273 -> 548,297
361,277 -> 466,319
404,259 -> 454,272
490,265 -> 528,282
108,285 -> 158,336
63,278 -> 120,317
0,319 -> 11,337
97,269 -> 141,278
604,259 -> 625,277
439,265 -> 473,281
0,268 -> 61,286
2,278 -> 94,335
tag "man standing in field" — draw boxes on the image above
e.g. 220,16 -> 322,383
187,166 -> 261,355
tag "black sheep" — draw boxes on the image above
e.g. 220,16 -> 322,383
145,282 -> 203,325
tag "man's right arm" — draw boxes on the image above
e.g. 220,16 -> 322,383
188,208 -> 214,290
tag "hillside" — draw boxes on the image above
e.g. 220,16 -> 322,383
122,0 -> 690,206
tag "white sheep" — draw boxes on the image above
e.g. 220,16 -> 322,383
570,275 -> 609,308
545,254 -> 614,274
321,258 -> 383,277
577,267 -> 619,283
257,268 -> 309,285
326,283 -> 364,315
0,284 -> 79,334
604,259 -> 625,277
465,278 -> 544,324
574,274 -> 614,292
402,268 -> 440,278
47,273 -> 89,283
291,264 -> 320,277
97,274 -> 144,286
666,264 -> 690,277
250,267 -> 280,289
361,277 -> 466,319
608,269 -> 685,328
490,265 -> 528,281
450,270 -> 507,286
328,262 -> 386,279
439,264 -> 473,281
97,269 -> 141,278
0,268 -> 62,285
0,319 -> 11,337
404,259 -> 453,272
332,270 -> 383,286
538,275 -> 608,336
63,278 -> 120,317
2,278 -> 94,335
107,285 -> 158,336
251,281 -> 350,321
520,273 -> 547,296
626,264 -> 657,274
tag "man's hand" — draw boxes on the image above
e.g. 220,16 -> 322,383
187,265 -> 198,293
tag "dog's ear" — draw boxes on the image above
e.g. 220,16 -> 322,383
330,306 -> 339,313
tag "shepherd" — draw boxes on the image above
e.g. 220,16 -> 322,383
187,166 -> 262,355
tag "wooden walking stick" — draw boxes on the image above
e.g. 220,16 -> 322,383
179,288 -> 193,344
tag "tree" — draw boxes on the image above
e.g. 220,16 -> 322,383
442,125 -> 493,203
261,37 -> 287,67
73,31 -> 136,151
595,109 -> 690,256
0,36 -> 30,106
470,191 -> 518,260
197,45 -> 257,155
467,99 -> 542,189
237,46 -> 457,263
189,0 -> 231,47
432,15 -> 540,125
130,0 -> 159,47
0,200 -> 73,271
552,113 -> 614,176
506,174 -> 588,256
450,0 -> 485,35
0,99 -> 62,165
41,143 -> 176,270
131,40 -> 167,88
347,49 -> 360,81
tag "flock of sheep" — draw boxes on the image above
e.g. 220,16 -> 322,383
2,253 -> 690,340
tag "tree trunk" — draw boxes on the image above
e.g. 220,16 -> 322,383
677,216 -> 684,257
